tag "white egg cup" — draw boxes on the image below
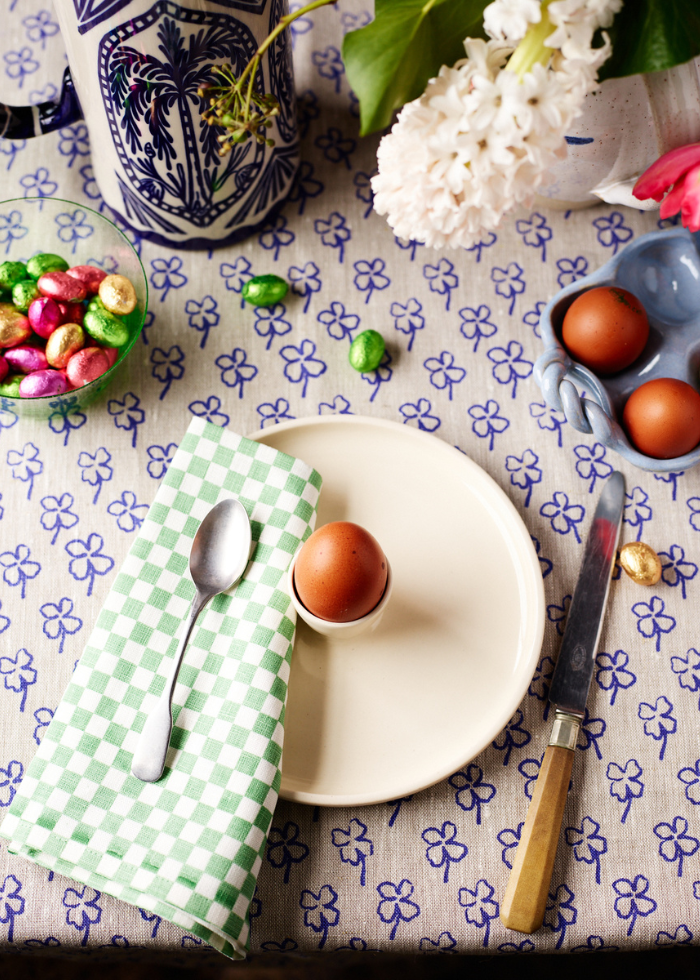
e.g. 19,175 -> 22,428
287,551 -> 393,640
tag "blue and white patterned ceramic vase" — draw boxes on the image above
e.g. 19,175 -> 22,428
0,0 -> 298,249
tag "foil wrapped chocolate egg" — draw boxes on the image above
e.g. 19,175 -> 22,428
83,307 -> 129,348
66,347 -> 110,387
67,264 -> 107,295
37,271 -> 86,303
98,274 -> 137,315
45,322 -> 85,369
19,369 -> 69,398
4,345 -> 48,374
619,542 -> 662,586
28,296 -> 61,339
0,303 -> 32,347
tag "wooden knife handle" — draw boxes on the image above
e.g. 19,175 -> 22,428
499,743 -> 575,933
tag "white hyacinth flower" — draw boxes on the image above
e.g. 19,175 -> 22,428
483,0 -> 542,43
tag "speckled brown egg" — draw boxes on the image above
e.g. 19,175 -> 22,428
623,377 -> 700,459
562,286 -> 649,374
293,521 -> 388,623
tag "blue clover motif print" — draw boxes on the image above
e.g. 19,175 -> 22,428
315,126 -> 356,168
289,261 -> 322,313
254,303 -> 292,349
656,925 -> 693,947
659,545 -> 698,598
80,163 -> 103,207
639,696 -> 677,760
593,211 -> 633,254
0,139 -> 25,171
577,707 -> 606,759
565,817 -> 607,884
505,449 -> 542,507
0,647 -> 36,712
496,822 -> 523,869
487,341 -> 533,398
0,545 -> 40,599
498,939 -> 536,953
423,259 -> 458,311
150,345 -> 185,400
459,305 -> 497,352
108,393 -> 145,448
0,209 -> 27,253
530,401 -> 567,446
541,492 -> 585,543
596,650 -> 636,706
491,262 -> 525,315
492,709 -> 531,765
47,396 -> 87,446
572,935 -> 619,952
220,257 -> 253,307
399,398 -> 440,432
299,885 -> 339,948
0,761 -> 24,807
518,755 -> 543,800
392,299 -> 424,351
387,796 -> 413,828
185,296 -> 219,348
65,533 -> 115,597
319,395 -> 352,415
19,166 -> 57,201
266,821 -> 309,884
522,301 -> 545,339
607,759 -> 644,823
353,258 -> 390,304
632,597 -> 676,652
687,496 -> 700,531
280,339 -> 327,397
107,491 -> 148,533
23,8 -> 59,46
259,215 -> 296,262
395,235 -> 424,261
468,400 -> 509,450
624,487 -> 652,540
670,648 -> 700,709
7,442 -> 42,500
288,160 -> 324,215
529,655 -> 555,718
40,493 -> 79,545
548,594 -> 571,636
312,45 -> 344,91
0,600 -> 8,635
189,396 -> 229,428
556,256 -> 589,288
58,124 -> 90,168
574,443 -> 612,493
0,398 -> 18,434
318,301 -> 359,343
363,351 -> 393,403
40,598 -> 82,654
678,760 -> 700,805
655,470 -> 684,501
653,817 -> 700,877
515,212 -> 552,261
448,764 -> 496,825
260,938 -> 298,952
543,884 -> 577,948
458,879 -> 498,947
695,881 -> 700,900
78,447 -> 113,502
33,707 -> 54,745
216,348 -> 258,397
298,87 -> 320,137
314,212 -> 351,263
150,256 -> 187,301
24,937 -> 62,950
423,351 -> 466,400
331,818 -> 374,886
421,821 -> 468,883
354,170 -> 375,218
55,208 -> 94,253
146,443 -> 177,480
419,931 -> 457,953
4,47 -> 38,88
63,885 -> 102,946
377,879 -> 420,940
0,874 -> 25,942
257,398 -> 295,428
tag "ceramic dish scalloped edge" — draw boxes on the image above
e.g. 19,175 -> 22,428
535,225 -> 700,473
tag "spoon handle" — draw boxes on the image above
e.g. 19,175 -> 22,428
131,590 -> 210,782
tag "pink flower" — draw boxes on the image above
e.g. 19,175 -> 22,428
633,143 -> 700,231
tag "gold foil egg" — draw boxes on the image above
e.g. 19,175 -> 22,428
619,541 -> 662,586
46,322 -> 85,369
0,302 -> 31,347
98,274 -> 137,315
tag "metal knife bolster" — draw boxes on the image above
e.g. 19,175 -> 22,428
547,472 -> 625,725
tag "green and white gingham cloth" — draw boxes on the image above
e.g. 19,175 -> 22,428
0,417 -> 322,960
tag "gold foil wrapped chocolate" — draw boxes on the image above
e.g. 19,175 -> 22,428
0,302 -> 31,347
46,322 -> 85,369
98,274 -> 137,315
618,541 -> 662,586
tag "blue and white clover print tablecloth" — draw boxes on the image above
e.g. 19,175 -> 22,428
1,0 -> 700,960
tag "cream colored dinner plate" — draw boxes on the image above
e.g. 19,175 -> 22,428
254,416 -> 545,807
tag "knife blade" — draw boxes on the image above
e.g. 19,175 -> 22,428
500,471 -> 625,935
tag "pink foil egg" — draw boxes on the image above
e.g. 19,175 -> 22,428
4,345 -> 49,374
66,346 -> 110,387
57,300 -> 85,325
19,369 -> 69,397
37,271 -> 86,303
67,265 -> 107,295
28,297 -> 61,339
103,347 -> 119,368
0,355 -> 7,384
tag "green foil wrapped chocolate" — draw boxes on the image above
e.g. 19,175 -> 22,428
27,253 -> 69,279
0,373 -> 23,398
0,261 -> 28,292
349,329 -> 385,372
242,274 -> 288,307
11,279 -> 41,313
84,307 -> 129,348
86,295 -> 105,313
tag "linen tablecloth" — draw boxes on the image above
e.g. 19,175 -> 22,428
1,0 -> 699,958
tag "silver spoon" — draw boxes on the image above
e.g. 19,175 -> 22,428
131,497 -> 252,783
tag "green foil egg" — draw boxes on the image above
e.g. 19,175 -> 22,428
0,261 -> 28,292
242,274 -> 288,307
349,330 -> 385,372
26,253 -> 69,279
84,307 -> 130,348
0,373 -> 23,398
86,295 -> 105,313
12,279 -> 41,313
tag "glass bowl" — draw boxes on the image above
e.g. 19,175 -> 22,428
0,197 -> 147,421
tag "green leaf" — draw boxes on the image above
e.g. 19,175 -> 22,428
342,0 -> 489,137
598,0 -> 700,81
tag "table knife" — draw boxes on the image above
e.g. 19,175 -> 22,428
500,470 -> 625,934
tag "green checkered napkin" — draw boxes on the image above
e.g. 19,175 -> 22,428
0,417 -> 322,959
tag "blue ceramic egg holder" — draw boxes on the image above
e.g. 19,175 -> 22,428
535,226 -> 700,473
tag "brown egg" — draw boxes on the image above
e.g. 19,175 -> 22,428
294,521 -> 388,623
623,378 -> 700,459
562,286 -> 649,375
